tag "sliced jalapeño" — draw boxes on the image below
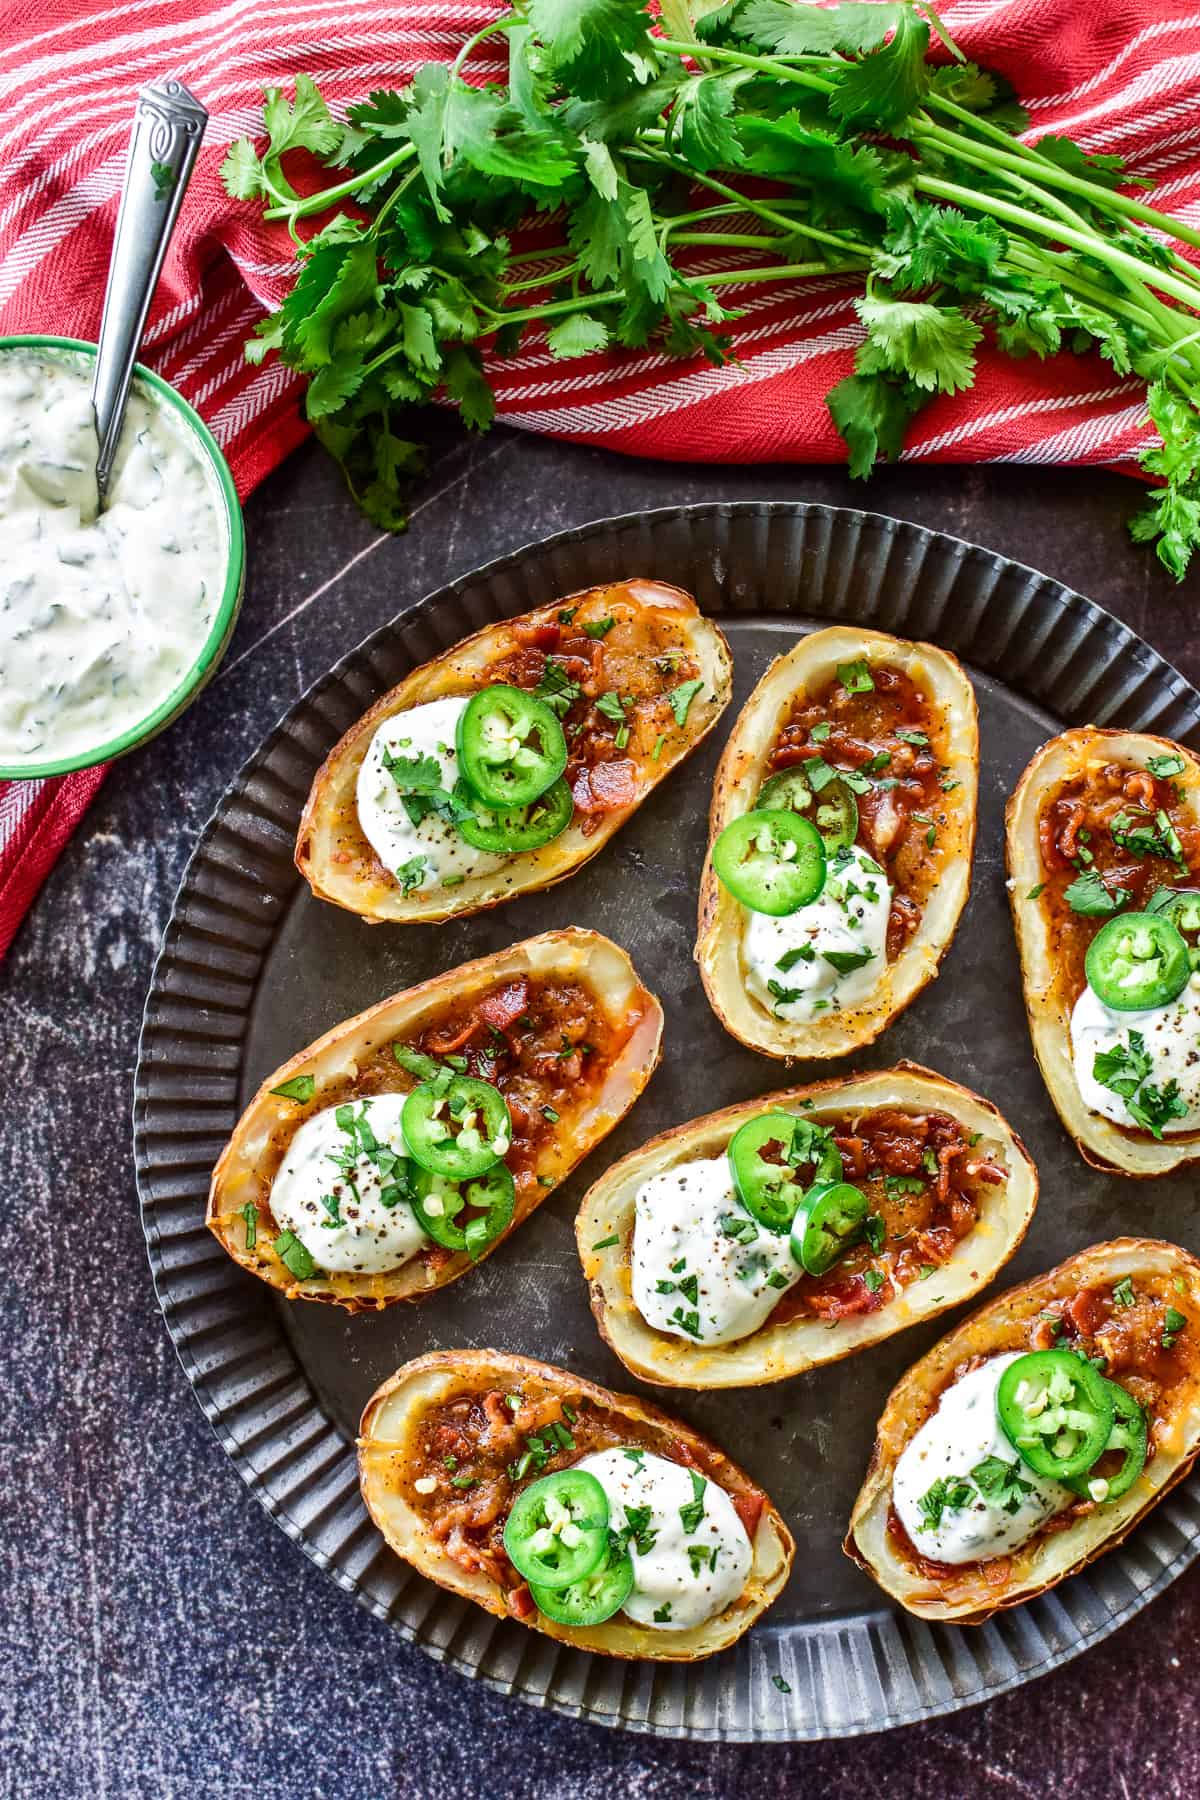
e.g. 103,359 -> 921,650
401,1073 -> 511,1179
711,809 -> 825,916
789,1181 -> 868,1277
504,1469 -> 610,1589
457,683 -> 567,808
996,1349 -> 1114,1482
411,1162 -> 516,1258
1085,912 -> 1190,1011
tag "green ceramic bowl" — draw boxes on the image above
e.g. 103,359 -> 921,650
0,333 -> 246,781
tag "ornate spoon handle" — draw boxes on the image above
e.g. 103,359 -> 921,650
92,78 -> 208,500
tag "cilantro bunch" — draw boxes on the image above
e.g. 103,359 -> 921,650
223,0 -> 1200,577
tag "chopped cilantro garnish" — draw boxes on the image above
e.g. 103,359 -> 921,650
270,1073 -> 315,1104
837,659 -> 874,694
668,678 -> 704,726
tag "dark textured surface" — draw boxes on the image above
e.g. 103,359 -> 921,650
6,420 -> 1200,1796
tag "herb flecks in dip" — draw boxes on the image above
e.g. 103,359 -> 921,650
0,346 -> 228,765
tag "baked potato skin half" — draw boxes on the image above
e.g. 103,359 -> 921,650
207,929 -> 663,1311
296,579 -> 732,924
1006,726 -> 1200,1176
358,1350 -> 794,1660
844,1237 -> 1200,1623
576,1061 -> 1038,1389
696,625 -> 978,1060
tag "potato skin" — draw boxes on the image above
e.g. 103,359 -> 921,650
296,578 -> 732,924
844,1237 -> 1200,1622
357,1349 -> 795,1660
206,929 -> 662,1311
1006,726 -> 1200,1176
576,1061 -> 1037,1389
695,625 -> 978,1060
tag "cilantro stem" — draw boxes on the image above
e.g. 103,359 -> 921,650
451,16 -> 515,77
263,142 -> 417,221
922,97 -> 1200,257
916,175 -> 1200,314
502,259 -> 584,294
634,148 -> 873,258
655,36 -> 836,98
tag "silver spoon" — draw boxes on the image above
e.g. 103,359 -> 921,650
91,77 -> 208,505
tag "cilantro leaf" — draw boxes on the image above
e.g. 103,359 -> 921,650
547,313 -> 610,357
827,371 -> 925,477
528,0 -> 655,100
733,0 -> 902,57
1064,872 -> 1130,916
855,294 -> 983,395
673,75 -> 744,174
669,678 -> 704,725
830,8 -> 931,130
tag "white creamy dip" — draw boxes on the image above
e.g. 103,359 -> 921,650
743,843 -> 892,1022
631,1155 -> 797,1346
1071,976 -> 1200,1132
0,346 -> 230,766
892,1353 -> 1071,1564
270,1094 -> 429,1275
575,1447 -> 753,1629
356,696 -> 505,890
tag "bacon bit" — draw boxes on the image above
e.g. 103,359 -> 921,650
571,759 -> 640,814
432,1423 -> 473,1462
506,1096 -> 531,1134
423,1245 -> 456,1274
833,1134 -> 868,1179
801,1275 -> 886,1319
507,1582 -> 536,1620
815,732 -> 878,768
667,1437 -> 705,1473
733,1492 -> 765,1541
426,1017 -> 479,1056
872,1130 -> 926,1177
1064,1287 -> 1108,1339
886,893 -> 920,960
514,619 -> 562,652
935,1140 -> 964,1204
482,1392 -> 517,1449
477,979 -> 530,1034
1055,798 -> 1086,864
488,645 -> 548,691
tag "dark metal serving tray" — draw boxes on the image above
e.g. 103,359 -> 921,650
133,501 -> 1200,1740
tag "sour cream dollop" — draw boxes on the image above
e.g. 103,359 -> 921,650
743,844 -> 891,1023
892,1353 -> 1071,1564
0,346 -> 229,766
269,1094 -> 429,1274
356,696 -> 504,892
576,1447 -> 753,1629
1071,976 -> 1200,1132
631,1156 -> 797,1346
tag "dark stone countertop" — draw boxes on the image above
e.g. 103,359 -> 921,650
5,422 -> 1198,1799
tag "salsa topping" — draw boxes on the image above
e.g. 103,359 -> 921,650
761,664 -> 949,958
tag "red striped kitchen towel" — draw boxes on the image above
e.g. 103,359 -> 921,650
1,0 -> 1199,961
